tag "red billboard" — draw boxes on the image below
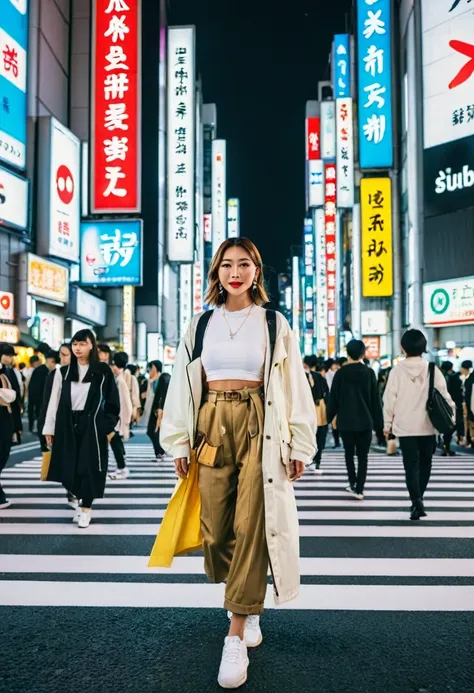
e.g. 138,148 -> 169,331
91,0 -> 141,213
306,117 -> 321,160
324,163 -> 337,358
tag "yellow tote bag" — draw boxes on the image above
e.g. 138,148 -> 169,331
40,451 -> 51,481
148,456 -> 202,568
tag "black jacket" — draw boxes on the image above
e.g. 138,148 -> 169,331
327,363 -> 383,432
465,372 -> 474,421
447,372 -> 464,409
307,371 -> 329,404
147,372 -> 171,436
28,364 -> 49,405
38,369 -> 56,436
2,366 -> 22,434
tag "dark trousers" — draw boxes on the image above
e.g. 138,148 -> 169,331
110,432 -> 126,469
28,400 -> 41,432
0,413 -> 13,497
398,435 -> 436,503
315,425 -> 328,468
332,425 -> 340,447
72,411 -> 94,508
340,429 -> 372,494
148,428 -> 165,457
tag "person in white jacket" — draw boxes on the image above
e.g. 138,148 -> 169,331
160,237 -> 316,690
109,351 -> 133,480
383,329 -> 455,521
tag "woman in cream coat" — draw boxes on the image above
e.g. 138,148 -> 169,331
160,237 -> 316,689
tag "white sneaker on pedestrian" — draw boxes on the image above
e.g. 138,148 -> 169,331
227,612 -> 262,648
78,509 -> 92,529
217,636 -> 249,689
345,485 -> 355,494
67,494 -> 79,510
72,506 -> 82,523
109,467 -> 129,480
314,467 -> 323,475
354,493 -> 364,501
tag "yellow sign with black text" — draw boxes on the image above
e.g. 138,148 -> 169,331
361,178 -> 393,297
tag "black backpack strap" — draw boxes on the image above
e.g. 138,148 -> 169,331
265,309 -> 277,367
428,362 -> 435,403
192,311 -> 214,361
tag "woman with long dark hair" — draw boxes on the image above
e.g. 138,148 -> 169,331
43,329 -> 120,528
159,238 -> 316,688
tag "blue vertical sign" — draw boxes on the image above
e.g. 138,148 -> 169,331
357,0 -> 393,169
334,34 -> 350,98
0,0 -> 28,170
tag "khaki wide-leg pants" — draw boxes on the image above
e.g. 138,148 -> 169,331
197,387 -> 268,616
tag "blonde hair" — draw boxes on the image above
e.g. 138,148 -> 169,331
204,238 -> 270,307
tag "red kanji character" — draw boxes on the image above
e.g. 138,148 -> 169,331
2,46 -> 18,78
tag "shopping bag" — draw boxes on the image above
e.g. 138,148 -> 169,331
40,451 -> 52,481
148,455 -> 202,568
386,436 -> 398,456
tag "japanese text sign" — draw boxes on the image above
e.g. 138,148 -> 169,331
80,219 -> 143,286
227,198 -> 240,238
167,26 -> 195,262
363,336 -> 380,359
325,163 -> 337,357
0,164 -> 28,230
357,0 -> 393,169
423,275 -> 474,327
179,263 -> 192,336
422,1 -> 474,150
306,117 -> 320,160
203,213 -> 212,243
315,208 -> 327,352
26,253 -> 69,304
0,290 -> 14,321
308,159 -> 324,207
0,0 -> 28,169
91,0 -> 141,213
334,34 -> 350,98
122,285 -> 134,356
360,177 -> 393,297
303,218 -> 314,331
321,101 -> 336,160
212,139 -> 226,254
336,98 -> 354,207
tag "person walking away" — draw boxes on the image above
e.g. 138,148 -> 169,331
306,356 -> 329,473
27,354 -> 50,433
150,366 -> 171,460
160,237 -> 316,689
440,361 -> 459,455
125,364 -> 141,427
43,329 -> 119,529
327,340 -> 383,500
0,344 -> 23,445
146,360 -> 170,459
464,365 -> 474,448
0,365 -> 17,509
383,329 -> 455,520
109,352 -> 133,480
36,350 -> 60,451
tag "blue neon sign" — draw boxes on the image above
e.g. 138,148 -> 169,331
334,34 -> 350,98
0,0 -> 28,170
357,0 -> 393,169
80,220 -> 143,287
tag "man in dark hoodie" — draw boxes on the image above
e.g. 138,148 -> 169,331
327,339 -> 383,500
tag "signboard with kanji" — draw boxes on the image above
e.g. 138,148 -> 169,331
336,97 -> 354,207
361,177 -> 393,297
80,219 -> 143,286
26,253 -> 69,304
325,163 -> 337,357
91,0 -> 141,213
423,275 -> 474,327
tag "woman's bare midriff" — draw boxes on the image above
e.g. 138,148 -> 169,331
206,380 -> 263,391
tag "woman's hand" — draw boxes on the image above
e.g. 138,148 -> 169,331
289,459 -> 305,482
45,435 -> 54,448
174,457 -> 189,479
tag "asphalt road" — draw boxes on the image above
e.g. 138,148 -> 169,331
1,432 -> 473,693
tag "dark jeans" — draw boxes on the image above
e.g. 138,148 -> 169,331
332,425 -> 340,447
110,432 -> 126,469
148,429 -> 165,457
315,425 -> 328,468
398,435 -> 436,503
340,429 -> 372,494
28,400 -> 41,432
0,412 -> 13,497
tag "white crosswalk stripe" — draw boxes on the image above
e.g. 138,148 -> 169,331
1,441 -> 474,611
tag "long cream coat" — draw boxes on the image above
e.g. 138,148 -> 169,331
160,310 -> 317,605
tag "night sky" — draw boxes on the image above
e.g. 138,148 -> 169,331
169,0 -> 352,299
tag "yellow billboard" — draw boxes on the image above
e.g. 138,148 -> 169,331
361,177 -> 393,297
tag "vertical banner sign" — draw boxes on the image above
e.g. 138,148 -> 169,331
334,34 -> 350,99
179,263 -> 192,337
303,218 -> 315,354
336,98 -> 354,207
320,101 -> 336,160
122,285 -> 134,358
0,0 -> 28,169
292,255 -> 300,342
227,198 -> 240,238
203,213 -> 212,243
308,160 -> 324,207
306,117 -> 320,160
212,139 -> 226,254
361,177 -> 393,297
315,208 -> 327,353
167,26 -> 195,262
357,0 -> 393,169
324,163 -> 337,357
91,0 -> 141,213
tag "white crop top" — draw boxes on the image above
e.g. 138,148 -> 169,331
202,305 -> 266,382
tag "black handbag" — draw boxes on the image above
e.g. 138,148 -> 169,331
426,363 -> 455,435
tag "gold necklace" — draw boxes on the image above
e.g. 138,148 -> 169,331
223,303 -> 255,340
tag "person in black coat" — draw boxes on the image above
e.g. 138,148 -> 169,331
327,339 -> 383,499
304,356 -> 329,473
147,360 -> 171,459
0,343 -> 22,444
0,365 -> 18,508
43,329 -> 120,529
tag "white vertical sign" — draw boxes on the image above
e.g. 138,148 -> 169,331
336,98 -> 354,207
227,198 -> 240,238
315,208 -> 327,352
308,160 -> 324,207
292,255 -> 300,343
212,139 -> 226,254
167,26 -> 195,262
179,263 -> 192,337
321,101 -> 336,160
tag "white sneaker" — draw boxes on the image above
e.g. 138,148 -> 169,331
314,467 -> 323,475
109,467 -> 129,480
78,509 -> 92,528
227,612 -> 263,649
67,494 -> 79,510
354,493 -> 364,501
217,636 -> 249,689
72,506 -> 82,523
345,485 -> 355,494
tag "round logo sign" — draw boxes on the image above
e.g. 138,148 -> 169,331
430,288 -> 450,315
0,294 -> 11,311
56,165 -> 74,205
